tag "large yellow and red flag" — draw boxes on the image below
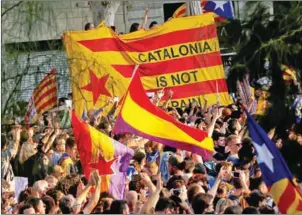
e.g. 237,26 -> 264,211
25,69 -> 57,124
64,13 -> 231,117
113,71 -> 214,160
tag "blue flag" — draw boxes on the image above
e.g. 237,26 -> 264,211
246,110 -> 302,214
204,1 -> 234,19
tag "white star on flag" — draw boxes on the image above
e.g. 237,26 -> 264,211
213,1 -> 228,11
253,142 -> 275,172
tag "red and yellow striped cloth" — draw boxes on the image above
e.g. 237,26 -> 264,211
64,13 -> 231,117
25,69 -> 57,124
172,1 -> 224,22
282,64 -> 296,83
113,71 -> 214,160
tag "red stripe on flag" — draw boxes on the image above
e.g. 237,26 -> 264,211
77,24 -> 217,52
112,52 -> 222,78
34,78 -> 56,96
175,8 -> 186,18
34,87 -> 57,107
148,79 -> 228,100
36,97 -> 57,113
127,73 -> 208,142
278,181 -> 297,213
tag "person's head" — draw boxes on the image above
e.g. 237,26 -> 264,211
65,138 -> 77,160
187,184 -> 204,204
18,188 -> 33,204
46,189 -> 64,206
144,141 -> 156,154
33,180 -> 48,198
246,191 -> 266,208
19,204 -> 35,214
26,198 -> 46,214
217,182 -> 228,198
242,206 -> 260,214
184,159 -> 195,174
168,155 -> 185,175
59,194 -> 76,214
213,132 -> 226,147
84,22 -> 95,30
51,165 -> 64,179
149,21 -> 158,29
259,205 -> 275,214
132,152 -> 146,171
155,197 -> 175,214
187,174 -> 208,191
109,200 -> 129,214
232,178 -> 243,190
45,175 -> 58,190
126,191 -> 137,212
129,23 -> 139,32
249,177 -> 268,194
215,198 -> 235,214
226,135 -> 241,154
41,195 -> 56,214
146,161 -> 158,176
223,205 -> 243,214
166,175 -> 186,190
216,161 -> 233,181
191,193 -> 213,214
55,136 -> 66,153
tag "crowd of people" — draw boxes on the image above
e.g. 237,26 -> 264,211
2,85 -> 302,214
2,7 -> 302,215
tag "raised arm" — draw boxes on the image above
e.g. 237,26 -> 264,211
139,8 -> 149,30
81,171 -> 102,214
139,173 -> 162,214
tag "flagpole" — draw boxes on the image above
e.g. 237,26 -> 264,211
130,64 -> 140,80
216,80 -> 220,106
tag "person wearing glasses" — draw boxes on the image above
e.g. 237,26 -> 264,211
225,135 -> 242,165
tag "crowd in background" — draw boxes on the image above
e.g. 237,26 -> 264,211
2,85 -> 302,214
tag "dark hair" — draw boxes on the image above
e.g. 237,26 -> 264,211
59,196 -> 74,214
85,22 -> 92,30
109,200 -> 128,214
26,197 -> 41,213
155,197 -> 174,212
259,206 -> 275,214
249,177 -> 264,191
223,205 -> 243,214
46,189 -> 61,205
149,21 -> 158,29
242,206 -> 260,214
129,23 -> 139,33
42,195 -> 56,214
166,175 -> 186,190
191,193 -> 213,214
212,132 -> 225,141
19,204 -> 34,214
18,188 -> 32,203
110,26 -> 116,32
133,152 -> 146,164
65,137 -> 75,149
163,146 -> 177,153
187,184 -> 201,204
232,178 -> 243,189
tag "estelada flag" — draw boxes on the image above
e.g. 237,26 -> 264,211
64,13 -> 231,117
113,71 -> 214,160
71,111 -> 134,199
173,1 -> 234,21
25,69 -> 57,124
247,110 -> 302,214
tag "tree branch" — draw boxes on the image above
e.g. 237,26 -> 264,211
2,1 -> 24,17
